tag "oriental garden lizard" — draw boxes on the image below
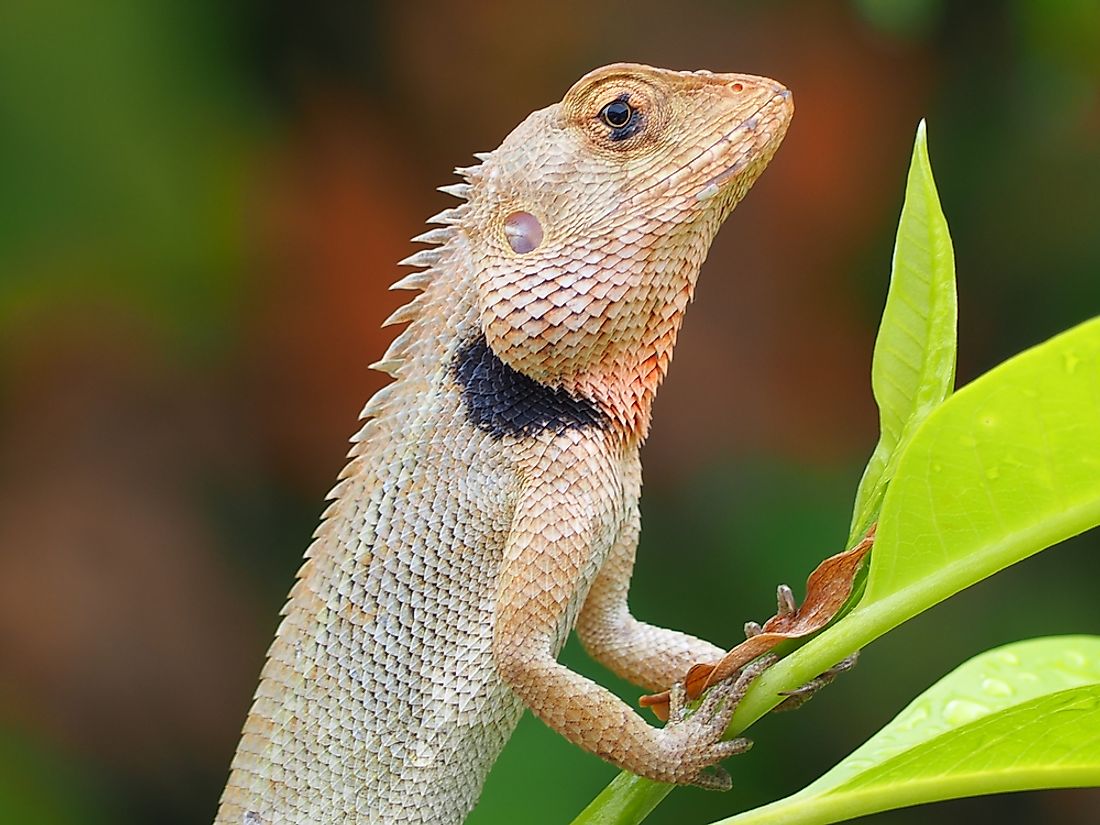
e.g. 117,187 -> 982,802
215,63 -> 794,825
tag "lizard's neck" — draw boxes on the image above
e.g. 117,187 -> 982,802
562,275 -> 695,442
470,182 -> 729,444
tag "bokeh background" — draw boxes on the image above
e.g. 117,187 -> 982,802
1,1 -> 1098,823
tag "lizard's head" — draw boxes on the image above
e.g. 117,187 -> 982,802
460,63 -> 793,437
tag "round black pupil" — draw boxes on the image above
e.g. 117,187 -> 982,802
604,101 -> 631,128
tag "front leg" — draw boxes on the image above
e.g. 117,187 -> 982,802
493,437 -> 751,787
576,458 -> 725,692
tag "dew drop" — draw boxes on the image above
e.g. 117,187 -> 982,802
997,651 -> 1021,666
504,210 -> 543,254
1065,650 -> 1087,668
981,677 -> 1013,697
943,698 -> 990,725
1064,351 -> 1080,374
896,706 -> 930,731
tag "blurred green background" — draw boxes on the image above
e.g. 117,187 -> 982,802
1,1 -> 1098,823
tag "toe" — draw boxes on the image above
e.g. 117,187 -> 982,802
691,765 -> 733,791
713,737 -> 753,759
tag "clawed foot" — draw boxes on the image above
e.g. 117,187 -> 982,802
743,583 -> 799,641
774,651 -> 859,712
660,654 -> 778,790
744,584 -> 860,713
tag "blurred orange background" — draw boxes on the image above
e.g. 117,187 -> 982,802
1,2 -> 1098,823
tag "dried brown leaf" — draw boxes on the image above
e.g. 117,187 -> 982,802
640,526 -> 875,721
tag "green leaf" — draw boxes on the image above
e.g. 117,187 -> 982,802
712,637 -> 1100,825
726,315 -> 1100,732
571,317 -> 1100,825
849,119 -> 957,544
862,315 -> 1100,605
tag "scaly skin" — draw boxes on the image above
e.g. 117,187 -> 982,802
215,63 -> 793,825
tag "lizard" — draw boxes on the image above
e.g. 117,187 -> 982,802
215,62 -> 794,825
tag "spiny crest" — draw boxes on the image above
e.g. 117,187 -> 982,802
438,183 -> 471,200
354,151 -> 491,446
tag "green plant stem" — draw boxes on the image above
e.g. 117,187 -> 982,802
571,490 -> 1100,825
571,774 -> 674,825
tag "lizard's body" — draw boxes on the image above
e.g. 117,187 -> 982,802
216,64 -> 792,825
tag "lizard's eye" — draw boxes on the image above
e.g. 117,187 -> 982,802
596,95 -> 643,142
599,99 -> 633,129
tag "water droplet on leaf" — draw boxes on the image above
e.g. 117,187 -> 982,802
1064,650 -> 1087,668
981,678 -> 1013,697
943,699 -> 990,725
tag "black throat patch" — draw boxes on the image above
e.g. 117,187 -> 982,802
453,334 -> 607,438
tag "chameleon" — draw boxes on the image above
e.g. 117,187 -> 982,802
215,62 -> 794,825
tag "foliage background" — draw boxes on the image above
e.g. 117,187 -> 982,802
0,1 -> 1097,823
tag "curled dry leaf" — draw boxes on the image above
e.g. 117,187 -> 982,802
640,526 -> 876,721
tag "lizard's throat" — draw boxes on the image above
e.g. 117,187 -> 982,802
478,233 -> 711,441
568,355 -> 668,441
559,293 -> 692,441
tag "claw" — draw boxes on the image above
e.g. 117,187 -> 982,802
698,676 -> 733,718
774,652 -> 860,712
736,653 -> 779,686
776,584 -> 797,618
659,655 -> 776,789
714,736 -> 753,759
688,737 -> 753,790
698,654 -> 775,721
830,652 -> 860,674
779,681 -> 820,700
692,765 -> 733,791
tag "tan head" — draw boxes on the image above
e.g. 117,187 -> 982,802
459,63 -> 793,438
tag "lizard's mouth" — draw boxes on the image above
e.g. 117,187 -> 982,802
693,93 -> 792,201
693,119 -> 772,200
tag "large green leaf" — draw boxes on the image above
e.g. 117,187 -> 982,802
572,317 -> 1100,825
849,119 -> 957,543
714,637 -> 1100,825
863,313 -> 1100,603
727,315 -> 1100,731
